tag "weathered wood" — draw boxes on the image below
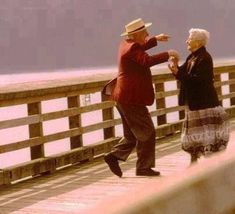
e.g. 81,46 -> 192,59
0,101 -> 115,130
90,137 -> 120,157
219,92 -> 235,100
214,79 -> 235,87
41,101 -> 115,120
27,102 -> 44,160
50,138 -> 120,168
213,64 -> 235,74
155,89 -> 179,99
0,87 -> 103,107
229,72 -> 235,106
101,93 -> 115,139
1,125 -> 235,213
214,73 -> 222,106
67,96 -> 83,148
0,138 -> 120,185
155,82 -> 167,125
91,140 -> 235,214
0,63 -> 234,186
1,105 -> 235,155
52,147 -> 93,168
0,73 -> 116,107
150,106 -> 185,117
0,119 -> 122,154
0,133 -> 188,213
3,158 -> 56,183
2,170 -> 11,185
155,121 -> 183,138
0,170 -> 4,185
225,106 -> 235,118
0,64 -> 234,106
0,114 -> 39,130
0,91 -> 78,107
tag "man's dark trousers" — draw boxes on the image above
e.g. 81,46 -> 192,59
109,102 -> 156,170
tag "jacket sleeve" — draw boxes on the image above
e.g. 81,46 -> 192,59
174,61 -> 188,80
141,37 -> 157,50
128,43 -> 169,68
176,55 -> 213,84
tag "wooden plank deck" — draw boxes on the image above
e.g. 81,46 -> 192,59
0,119 -> 234,214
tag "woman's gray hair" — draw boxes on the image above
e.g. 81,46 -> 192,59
189,28 -> 210,46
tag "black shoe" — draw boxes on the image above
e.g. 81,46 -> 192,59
104,153 -> 122,177
136,169 -> 160,176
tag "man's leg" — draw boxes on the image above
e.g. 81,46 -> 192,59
116,104 -> 158,175
104,103 -> 137,177
109,104 -> 137,160
136,131 -> 156,170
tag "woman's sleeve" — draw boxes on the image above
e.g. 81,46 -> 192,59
175,62 -> 188,81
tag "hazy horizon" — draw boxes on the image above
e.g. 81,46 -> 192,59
0,0 -> 234,73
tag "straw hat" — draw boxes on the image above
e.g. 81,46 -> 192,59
120,18 -> 152,36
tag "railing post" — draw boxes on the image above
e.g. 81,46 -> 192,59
155,82 -> 167,125
214,73 -> 223,106
67,96 -> 83,149
27,102 -> 44,159
177,81 -> 185,120
229,72 -> 235,106
101,94 -> 115,139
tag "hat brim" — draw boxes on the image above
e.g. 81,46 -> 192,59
120,22 -> 152,37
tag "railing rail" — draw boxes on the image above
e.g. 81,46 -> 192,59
0,63 -> 235,185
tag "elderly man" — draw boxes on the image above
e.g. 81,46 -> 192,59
104,18 -> 179,177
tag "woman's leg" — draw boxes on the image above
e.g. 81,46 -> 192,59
190,153 -> 198,164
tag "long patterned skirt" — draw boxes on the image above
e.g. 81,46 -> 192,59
181,106 -> 230,158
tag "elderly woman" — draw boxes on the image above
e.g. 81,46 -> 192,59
169,28 -> 230,163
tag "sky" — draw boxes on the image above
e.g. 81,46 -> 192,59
0,0 -> 234,73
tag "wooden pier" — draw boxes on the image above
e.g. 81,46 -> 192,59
0,121 -> 235,214
0,62 -> 235,213
0,133 -> 194,213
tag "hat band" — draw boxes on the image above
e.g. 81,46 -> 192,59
128,25 -> 145,34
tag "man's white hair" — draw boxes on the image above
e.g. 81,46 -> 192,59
189,28 -> 210,46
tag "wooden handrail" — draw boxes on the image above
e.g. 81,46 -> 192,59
0,62 -> 235,185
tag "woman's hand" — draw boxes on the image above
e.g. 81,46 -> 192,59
155,34 -> 171,42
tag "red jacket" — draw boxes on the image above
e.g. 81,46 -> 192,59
112,37 -> 169,106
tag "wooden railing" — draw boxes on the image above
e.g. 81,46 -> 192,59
0,63 -> 235,185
